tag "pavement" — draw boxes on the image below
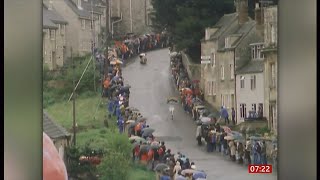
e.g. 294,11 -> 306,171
122,48 -> 277,180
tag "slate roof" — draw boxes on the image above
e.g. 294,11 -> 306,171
210,13 -> 238,40
43,5 -> 68,25
43,112 -> 71,139
235,60 -> 264,74
82,0 -> 104,14
217,20 -> 257,51
65,0 -> 92,19
43,12 -> 58,29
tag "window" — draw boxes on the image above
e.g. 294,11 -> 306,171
258,103 -> 263,118
58,24 -> 61,35
220,65 -> 224,80
81,19 -> 85,30
271,24 -> 276,44
46,29 -> 50,39
90,21 -> 93,30
98,15 -> 101,25
240,76 -> 245,88
225,37 -> 230,48
212,82 -> 217,95
230,64 -> 234,80
211,53 -> 216,66
240,103 -> 247,118
221,94 -> 225,107
61,24 -> 65,35
252,104 -> 257,112
226,95 -> 230,109
207,81 -> 212,95
50,30 -> 55,40
77,0 -> 82,9
271,63 -> 276,88
250,75 -> 256,90
251,44 -> 264,59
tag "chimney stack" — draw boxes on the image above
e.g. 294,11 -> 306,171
255,2 -> 264,37
48,0 -> 53,10
235,0 -> 249,25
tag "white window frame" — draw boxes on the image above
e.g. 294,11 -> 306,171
220,65 -> 225,80
250,75 -> 256,90
58,24 -> 61,35
240,76 -> 245,89
225,37 -> 230,48
252,44 -> 264,59
77,0 -> 82,9
240,103 -> 247,118
230,64 -> 234,80
221,94 -> 225,107
271,24 -> 276,44
81,19 -> 86,30
211,52 -> 216,66
271,63 -> 276,88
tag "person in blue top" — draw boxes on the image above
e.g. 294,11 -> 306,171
220,106 -> 230,125
115,105 -> 121,119
117,116 -> 125,133
108,100 -> 114,114
160,171 -> 171,180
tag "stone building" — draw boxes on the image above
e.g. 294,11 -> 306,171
43,3 -> 68,70
262,5 -> 278,134
109,0 -> 153,37
47,0 -> 100,57
200,0 -> 264,120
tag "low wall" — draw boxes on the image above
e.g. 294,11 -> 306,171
181,52 -> 201,81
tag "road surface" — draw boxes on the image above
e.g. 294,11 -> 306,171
122,48 -> 277,180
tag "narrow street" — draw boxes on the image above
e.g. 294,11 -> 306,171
122,48 -> 276,180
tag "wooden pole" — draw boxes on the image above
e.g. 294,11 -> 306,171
71,48 -> 76,146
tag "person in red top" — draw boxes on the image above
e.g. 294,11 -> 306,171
134,122 -> 142,136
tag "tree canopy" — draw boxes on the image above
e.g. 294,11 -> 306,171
151,0 -> 235,61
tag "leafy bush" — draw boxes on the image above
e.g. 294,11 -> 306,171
43,56 -> 101,107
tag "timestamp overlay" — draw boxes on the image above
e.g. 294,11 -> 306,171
248,165 -> 273,174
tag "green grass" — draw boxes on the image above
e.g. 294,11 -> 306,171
45,95 -> 108,130
129,164 -> 156,180
44,90 -> 155,179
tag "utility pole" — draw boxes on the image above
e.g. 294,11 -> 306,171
71,48 -> 76,146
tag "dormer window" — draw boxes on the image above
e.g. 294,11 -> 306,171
251,43 -> 264,60
225,37 -> 230,48
77,0 -> 82,10
48,1 -> 53,10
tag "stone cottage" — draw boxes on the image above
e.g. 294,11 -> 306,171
47,0 -> 100,57
43,3 -> 68,70
109,0 -> 153,37
200,0 -> 264,121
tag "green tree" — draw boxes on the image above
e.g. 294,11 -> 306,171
151,0 -> 234,61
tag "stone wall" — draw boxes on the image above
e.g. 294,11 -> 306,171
181,52 -> 201,81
